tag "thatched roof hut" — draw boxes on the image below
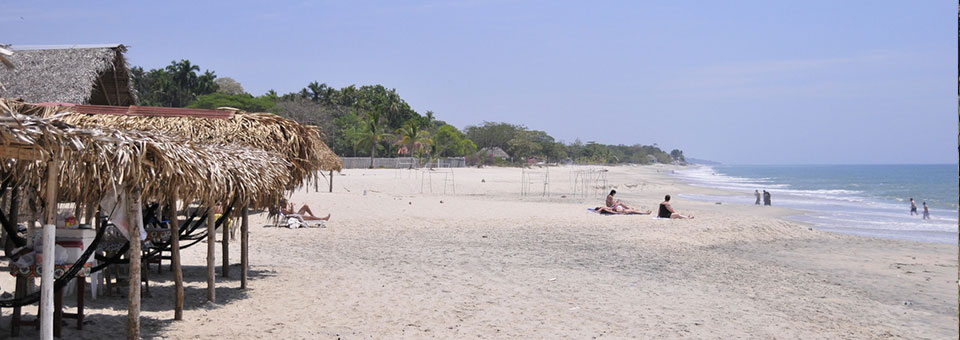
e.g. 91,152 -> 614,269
0,44 -> 135,106
12,102 -> 342,190
0,99 -> 291,209
478,147 -> 510,159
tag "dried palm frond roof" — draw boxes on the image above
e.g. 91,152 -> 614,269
0,44 -> 135,106
0,100 -> 291,209
13,102 -> 342,189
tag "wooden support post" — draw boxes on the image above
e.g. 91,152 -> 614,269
84,201 -> 95,225
126,189 -> 142,340
167,195 -> 183,320
9,185 -> 19,227
222,208 -> 229,278
206,203 -> 215,302
240,206 -> 249,289
40,160 -> 58,340
329,170 -> 334,193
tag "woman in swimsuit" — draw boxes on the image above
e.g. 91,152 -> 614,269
606,190 -> 632,212
658,195 -> 693,219
281,201 -> 331,221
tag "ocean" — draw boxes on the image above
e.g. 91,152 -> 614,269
674,164 -> 959,244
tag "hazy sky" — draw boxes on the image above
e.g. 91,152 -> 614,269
3,1 -> 956,164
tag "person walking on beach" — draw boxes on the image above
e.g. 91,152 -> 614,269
762,190 -> 771,206
922,202 -> 930,220
754,190 -> 761,205
909,198 -> 918,215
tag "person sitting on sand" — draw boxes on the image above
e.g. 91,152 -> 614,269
281,201 -> 331,221
658,195 -> 693,219
606,190 -> 632,212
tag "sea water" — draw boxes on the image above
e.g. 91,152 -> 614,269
674,164 -> 958,244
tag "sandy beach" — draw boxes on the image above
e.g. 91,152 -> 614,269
4,165 -> 956,339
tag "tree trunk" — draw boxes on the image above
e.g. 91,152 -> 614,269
167,195 -> 183,320
369,143 -> 376,168
126,189 -> 142,340
240,207 -> 249,289
222,209 -> 229,278
206,204 -> 215,302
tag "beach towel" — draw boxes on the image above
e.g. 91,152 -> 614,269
588,208 -> 648,216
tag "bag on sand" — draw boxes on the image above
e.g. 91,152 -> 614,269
286,217 -> 304,229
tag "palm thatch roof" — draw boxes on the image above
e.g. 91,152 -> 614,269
0,44 -> 135,106
12,102 -> 342,190
0,99 -> 291,209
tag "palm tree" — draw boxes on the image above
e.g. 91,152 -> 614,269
395,121 -> 433,165
356,110 -> 394,168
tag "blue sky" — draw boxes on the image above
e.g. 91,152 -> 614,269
3,1 -> 956,164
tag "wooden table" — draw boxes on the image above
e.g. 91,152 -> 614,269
10,262 -> 92,338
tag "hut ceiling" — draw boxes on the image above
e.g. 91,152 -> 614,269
0,45 -> 136,106
0,99 -> 290,209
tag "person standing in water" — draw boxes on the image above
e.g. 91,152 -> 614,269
754,190 -> 761,205
909,198 -> 918,215
922,202 -> 930,220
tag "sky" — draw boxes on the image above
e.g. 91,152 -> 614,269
2,1 -> 957,164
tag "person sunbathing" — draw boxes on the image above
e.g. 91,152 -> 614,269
657,195 -> 693,219
281,202 -> 331,221
606,190 -> 632,212
593,206 -> 651,215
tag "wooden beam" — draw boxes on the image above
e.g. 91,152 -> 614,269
96,77 -> 114,106
0,145 -> 46,162
167,194 -> 183,320
222,207 -> 229,278
329,170 -> 334,193
40,160 -> 58,340
240,206 -> 249,289
126,189 -> 142,340
206,203 -> 215,302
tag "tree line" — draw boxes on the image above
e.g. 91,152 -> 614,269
131,60 -> 684,167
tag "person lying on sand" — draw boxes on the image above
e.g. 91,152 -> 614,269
593,206 -> 652,215
281,201 -> 331,221
606,190 -> 632,212
657,195 -> 693,219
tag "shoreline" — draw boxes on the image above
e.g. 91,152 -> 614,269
671,163 -> 958,245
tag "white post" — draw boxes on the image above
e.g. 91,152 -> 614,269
41,159 -> 58,340
40,223 -> 54,340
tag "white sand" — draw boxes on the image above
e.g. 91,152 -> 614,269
4,165 -> 957,339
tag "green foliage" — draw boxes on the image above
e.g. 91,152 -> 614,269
355,110 -> 395,168
131,60 -> 218,107
187,92 -> 277,112
395,120 -> 433,158
130,60 -> 686,166
463,122 -> 524,151
433,124 -> 477,157
333,111 -> 364,156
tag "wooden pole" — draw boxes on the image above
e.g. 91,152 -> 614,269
240,205 -> 249,289
206,203 -> 215,302
40,160 -> 58,340
329,170 -> 334,193
166,194 -> 183,320
222,206 -> 229,278
126,189 -> 142,340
